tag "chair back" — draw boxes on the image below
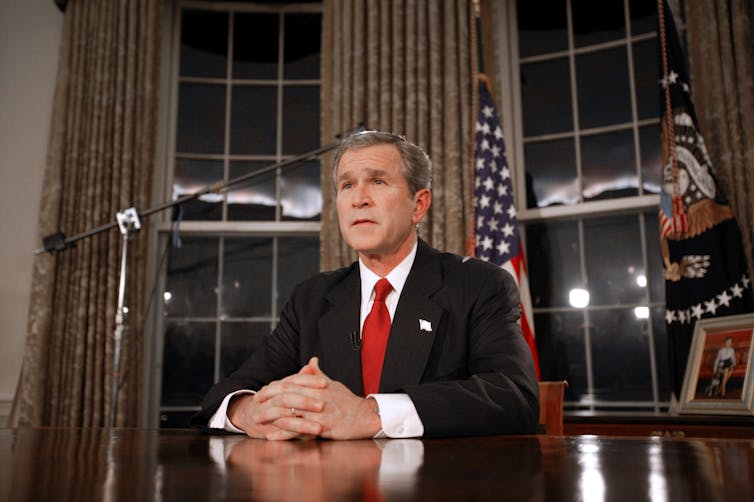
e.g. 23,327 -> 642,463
538,380 -> 568,435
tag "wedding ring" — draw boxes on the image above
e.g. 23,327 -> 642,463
290,407 -> 296,416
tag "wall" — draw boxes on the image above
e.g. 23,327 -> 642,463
0,0 -> 63,426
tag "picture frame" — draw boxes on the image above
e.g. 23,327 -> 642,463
679,313 -> 754,415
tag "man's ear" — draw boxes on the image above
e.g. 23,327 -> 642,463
412,188 -> 431,224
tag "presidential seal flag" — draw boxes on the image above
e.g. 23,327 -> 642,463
473,75 -> 540,378
657,0 -> 754,396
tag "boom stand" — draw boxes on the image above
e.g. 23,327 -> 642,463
110,207 -> 141,428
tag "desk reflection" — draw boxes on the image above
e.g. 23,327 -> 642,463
214,437 -> 423,501
538,436 -> 754,501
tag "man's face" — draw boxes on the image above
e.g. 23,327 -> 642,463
335,143 -> 430,260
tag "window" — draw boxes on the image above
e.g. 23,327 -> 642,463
503,0 -> 675,412
155,2 -> 323,428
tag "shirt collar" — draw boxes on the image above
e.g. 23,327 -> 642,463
359,241 -> 418,302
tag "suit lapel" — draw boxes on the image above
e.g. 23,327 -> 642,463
318,265 -> 364,395
380,241 -> 444,392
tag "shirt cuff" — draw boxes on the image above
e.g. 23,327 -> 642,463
207,389 -> 255,433
369,393 -> 424,438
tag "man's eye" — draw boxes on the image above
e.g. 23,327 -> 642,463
341,183 -> 352,190
373,179 -> 384,185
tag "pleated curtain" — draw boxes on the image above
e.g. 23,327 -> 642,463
320,0 -> 476,269
10,0 -> 162,427
685,0 -> 754,277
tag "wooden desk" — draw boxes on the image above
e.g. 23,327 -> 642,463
2,428 -> 754,501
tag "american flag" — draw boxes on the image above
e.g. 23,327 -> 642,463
474,76 -> 540,378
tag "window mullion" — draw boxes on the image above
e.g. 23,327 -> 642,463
638,211 -> 662,411
624,0 -> 644,197
215,236 -> 225,384
577,218 -> 596,410
275,12 -> 285,222
223,10 -> 234,222
565,0 -> 583,205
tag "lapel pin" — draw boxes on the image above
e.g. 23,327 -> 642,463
419,319 -> 432,332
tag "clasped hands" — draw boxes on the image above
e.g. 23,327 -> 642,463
227,357 -> 382,440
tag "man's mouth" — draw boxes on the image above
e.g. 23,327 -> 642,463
352,218 -> 375,226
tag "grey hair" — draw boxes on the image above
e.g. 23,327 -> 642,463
331,130 -> 432,195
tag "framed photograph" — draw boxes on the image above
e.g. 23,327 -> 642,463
679,313 -> 754,415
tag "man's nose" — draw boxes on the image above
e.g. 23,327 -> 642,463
352,184 -> 371,206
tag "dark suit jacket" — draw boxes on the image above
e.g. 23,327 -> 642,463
192,239 -> 539,437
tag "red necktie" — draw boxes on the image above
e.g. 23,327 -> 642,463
361,278 -> 393,396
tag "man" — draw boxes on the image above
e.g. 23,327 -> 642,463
191,131 -> 539,439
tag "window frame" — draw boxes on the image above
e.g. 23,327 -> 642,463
494,0 -> 668,413
146,0 -> 323,428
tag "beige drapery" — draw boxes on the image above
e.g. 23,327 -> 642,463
320,0 -> 475,269
10,0 -> 162,427
686,1 -> 754,276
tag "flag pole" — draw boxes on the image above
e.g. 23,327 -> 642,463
473,0 -> 484,75
466,0 -> 482,256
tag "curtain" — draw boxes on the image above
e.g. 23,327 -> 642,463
685,0 -> 754,276
320,0 -> 475,269
10,0 -> 162,427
